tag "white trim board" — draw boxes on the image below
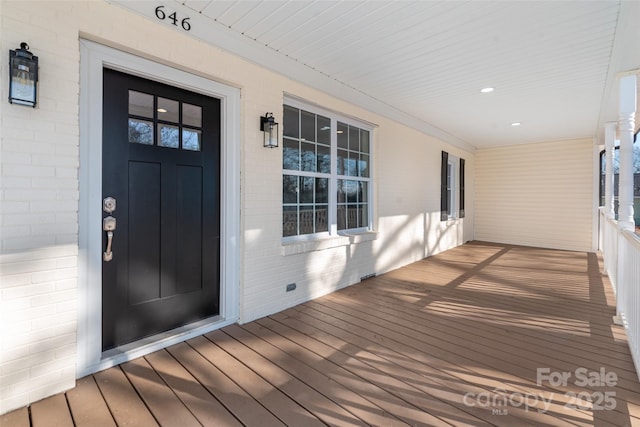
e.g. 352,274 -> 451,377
77,39 -> 241,377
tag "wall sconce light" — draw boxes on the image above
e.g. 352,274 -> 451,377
260,112 -> 279,148
9,42 -> 38,107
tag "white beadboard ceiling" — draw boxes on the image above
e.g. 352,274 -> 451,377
115,0 -> 640,150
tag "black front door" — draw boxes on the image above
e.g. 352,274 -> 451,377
102,68 -> 221,351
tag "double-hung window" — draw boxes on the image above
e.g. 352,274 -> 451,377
283,100 -> 372,239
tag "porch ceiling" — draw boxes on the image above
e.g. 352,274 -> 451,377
116,0 -> 640,149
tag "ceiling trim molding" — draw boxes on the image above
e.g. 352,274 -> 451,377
110,0 -> 476,152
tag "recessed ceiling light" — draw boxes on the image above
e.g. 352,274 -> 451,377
157,108 -> 167,113
480,87 -> 494,93
511,122 -> 521,126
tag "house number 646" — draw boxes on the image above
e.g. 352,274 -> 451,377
155,6 -> 191,31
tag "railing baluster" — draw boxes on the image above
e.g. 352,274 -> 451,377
604,215 -> 640,380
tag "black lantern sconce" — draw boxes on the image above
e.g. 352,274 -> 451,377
9,42 -> 38,107
260,112 -> 279,148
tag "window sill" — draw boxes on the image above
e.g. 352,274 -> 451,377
443,217 -> 464,223
281,231 -> 378,256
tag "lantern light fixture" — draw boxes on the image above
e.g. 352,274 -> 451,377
9,42 -> 38,108
261,112 -> 279,148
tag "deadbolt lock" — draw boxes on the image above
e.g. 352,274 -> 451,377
103,197 -> 116,214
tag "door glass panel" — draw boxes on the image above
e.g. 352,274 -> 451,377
128,119 -> 153,145
157,97 -> 179,123
158,124 -> 179,148
183,103 -> 202,127
182,129 -> 201,151
128,91 -> 154,118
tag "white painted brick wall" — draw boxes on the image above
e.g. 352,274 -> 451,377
0,0 -> 474,414
1,0 -> 80,414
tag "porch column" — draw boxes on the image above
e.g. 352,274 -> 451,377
604,122 -> 616,219
618,74 -> 637,231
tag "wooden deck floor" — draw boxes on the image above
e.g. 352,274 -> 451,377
3,241 -> 640,426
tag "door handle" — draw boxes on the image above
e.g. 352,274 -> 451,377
103,216 -> 116,262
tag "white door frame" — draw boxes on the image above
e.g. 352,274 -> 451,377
77,39 -> 240,377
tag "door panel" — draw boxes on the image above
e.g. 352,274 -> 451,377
102,68 -> 221,350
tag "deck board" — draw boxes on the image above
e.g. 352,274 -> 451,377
94,366 -> 159,427
203,330 -> 355,427
166,341 -> 284,426
120,357 -> 201,427
5,241 -> 640,426
30,394 -> 73,427
143,349 -> 242,427
0,406 -> 29,427
66,376 -> 116,427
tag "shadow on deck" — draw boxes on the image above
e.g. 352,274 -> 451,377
3,241 -> 640,426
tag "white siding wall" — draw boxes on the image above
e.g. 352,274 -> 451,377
0,1 -> 473,413
475,139 -> 594,251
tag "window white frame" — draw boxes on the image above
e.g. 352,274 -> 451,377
283,97 -> 374,242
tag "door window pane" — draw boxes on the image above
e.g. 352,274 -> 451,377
183,103 -> 202,127
182,129 -> 201,151
159,124 -> 179,148
128,91 -> 154,118
129,119 -> 154,145
157,97 -> 179,123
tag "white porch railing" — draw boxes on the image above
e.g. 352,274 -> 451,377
600,208 -> 640,377
600,208 -> 619,293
